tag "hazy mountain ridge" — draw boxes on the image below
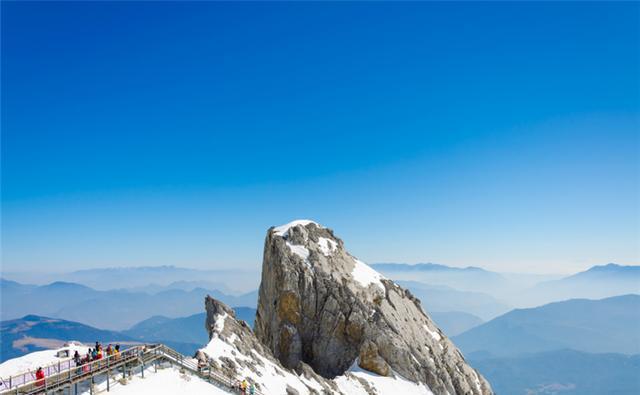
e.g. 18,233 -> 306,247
1,278 -> 258,330
123,307 -> 256,345
371,262 -> 510,295
470,349 -> 640,395
120,280 -> 234,295
373,262 -> 640,309
431,312 -> 484,337
0,315 -> 134,362
0,307 -> 258,362
398,280 -> 511,321
371,262 -> 499,274
453,294 -> 640,357
2,266 -> 260,294
521,263 -> 640,306
452,294 -> 640,394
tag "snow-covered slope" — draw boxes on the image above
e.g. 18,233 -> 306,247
100,366 -> 231,395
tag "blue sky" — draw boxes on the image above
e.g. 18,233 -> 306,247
2,2 -> 638,274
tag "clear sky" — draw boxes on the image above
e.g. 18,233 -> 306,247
2,2 -> 638,274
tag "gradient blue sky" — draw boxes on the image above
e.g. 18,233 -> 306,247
2,2 -> 638,274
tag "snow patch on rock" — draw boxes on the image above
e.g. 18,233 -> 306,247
215,312 -> 227,333
272,220 -> 319,237
286,242 -> 310,262
317,237 -> 338,256
351,257 -> 385,291
423,324 -> 442,341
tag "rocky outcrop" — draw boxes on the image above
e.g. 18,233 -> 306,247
254,220 -> 492,395
201,296 -> 339,394
202,295 -> 433,394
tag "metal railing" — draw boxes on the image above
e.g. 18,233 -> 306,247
0,345 -> 141,392
153,345 -> 263,395
0,344 -> 263,395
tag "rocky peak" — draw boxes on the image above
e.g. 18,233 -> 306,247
268,220 -> 385,297
254,220 -> 492,395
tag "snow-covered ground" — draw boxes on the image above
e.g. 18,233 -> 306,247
0,342 -> 88,379
99,366 -> 231,395
336,362 -> 434,395
0,346 -> 232,395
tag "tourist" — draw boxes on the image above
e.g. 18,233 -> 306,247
35,367 -> 45,387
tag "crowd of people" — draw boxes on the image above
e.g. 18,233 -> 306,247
34,341 -> 123,387
73,342 -> 122,367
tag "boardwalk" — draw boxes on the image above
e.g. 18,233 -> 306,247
1,344 -> 261,395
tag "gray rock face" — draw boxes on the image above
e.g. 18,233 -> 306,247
202,295 -> 346,394
254,220 -> 493,395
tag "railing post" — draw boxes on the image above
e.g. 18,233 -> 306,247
105,354 -> 110,392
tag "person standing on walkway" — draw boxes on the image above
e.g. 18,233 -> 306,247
35,367 -> 45,387
241,379 -> 248,394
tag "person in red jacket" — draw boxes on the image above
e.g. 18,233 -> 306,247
35,367 -> 45,387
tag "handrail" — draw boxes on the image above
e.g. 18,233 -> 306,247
0,343 -> 263,395
149,344 -> 263,395
0,344 -> 142,391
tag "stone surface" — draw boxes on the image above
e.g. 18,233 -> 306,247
202,295 -> 398,394
254,220 -> 493,395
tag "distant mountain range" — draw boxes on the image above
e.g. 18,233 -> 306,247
3,266 -> 261,294
1,315 -> 134,362
0,307 -> 258,362
371,262 -> 496,273
398,280 -> 510,321
122,280 -> 234,295
430,312 -> 483,337
470,349 -> 640,395
520,263 -> 640,306
374,262 -> 639,308
453,294 -> 640,357
452,294 -> 640,394
0,278 -> 258,330
123,307 -> 256,354
372,262 -> 540,300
